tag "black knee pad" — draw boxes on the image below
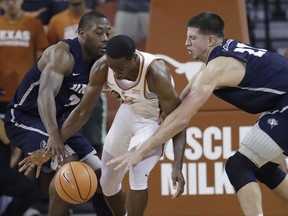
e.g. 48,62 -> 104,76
225,151 -> 258,192
256,162 -> 286,189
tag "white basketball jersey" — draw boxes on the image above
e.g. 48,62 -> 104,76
107,50 -> 160,118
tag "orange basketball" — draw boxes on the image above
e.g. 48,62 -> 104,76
54,161 -> 97,204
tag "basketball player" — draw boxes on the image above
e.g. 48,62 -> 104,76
46,2 -> 109,213
57,35 -> 186,215
4,11 -> 112,216
107,12 -> 288,216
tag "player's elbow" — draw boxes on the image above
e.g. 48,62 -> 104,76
75,107 -> 87,119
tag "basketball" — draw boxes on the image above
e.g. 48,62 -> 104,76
54,161 -> 97,204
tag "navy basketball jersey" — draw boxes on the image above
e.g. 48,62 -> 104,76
5,38 -> 92,122
211,39 -> 288,113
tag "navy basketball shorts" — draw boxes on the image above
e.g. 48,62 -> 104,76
258,106 -> 288,155
5,115 -> 95,161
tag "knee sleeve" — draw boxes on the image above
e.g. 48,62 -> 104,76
225,151 -> 258,192
82,154 -> 101,171
256,162 -> 286,189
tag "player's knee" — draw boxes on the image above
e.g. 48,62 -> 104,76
100,172 -> 122,196
256,162 -> 286,189
100,174 -> 121,197
225,151 -> 258,192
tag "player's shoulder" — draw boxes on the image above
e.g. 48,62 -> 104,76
93,55 -> 108,71
148,55 -> 170,74
137,50 -> 162,68
51,41 -> 71,53
90,55 -> 108,83
207,56 -> 240,70
39,42 -> 75,74
137,50 -> 158,60
41,42 -> 73,62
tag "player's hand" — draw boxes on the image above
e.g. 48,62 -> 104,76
18,149 -> 52,178
106,151 -> 144,173
171,167 -> 185,198
44,135 -> 69,170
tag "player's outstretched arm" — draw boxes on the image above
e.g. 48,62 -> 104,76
40,43 -> 79,167
60,56 -> 108,141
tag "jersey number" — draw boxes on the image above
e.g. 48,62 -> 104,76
64,84 -> 87,107
64,94 -> 81,107
234,42 -> 267,57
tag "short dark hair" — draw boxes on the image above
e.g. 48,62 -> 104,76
106,35 -> 135,59
78,10 -> 107,32
187,12 -> 224,38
